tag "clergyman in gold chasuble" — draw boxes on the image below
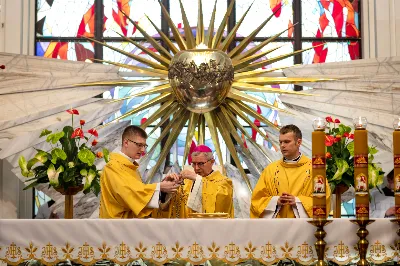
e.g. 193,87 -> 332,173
251,125 -> 331,218
153,145 -> 234,218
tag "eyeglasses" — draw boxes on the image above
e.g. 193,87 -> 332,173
191,159 -> 212,167
127,138 -> 148,149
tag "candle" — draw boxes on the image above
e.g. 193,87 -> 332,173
353,117 -> 369,219
393,118 -> 400,219
312,118 -> 327,219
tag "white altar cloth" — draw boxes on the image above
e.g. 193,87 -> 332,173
0,218 -> 398,265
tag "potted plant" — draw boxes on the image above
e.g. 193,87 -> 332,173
18,108 -> 109,218
324,116 -> 384,217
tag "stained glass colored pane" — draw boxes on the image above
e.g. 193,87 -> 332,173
103,42 -> 159,67
145,127 -> 161,169
236,0 -> 293,38
170,0 -> 227,32
103,0 -> 161,38
302,41 -> 360,64
36,42 -> 94,61
302,0 -> 360,38
36,0 -> 95,37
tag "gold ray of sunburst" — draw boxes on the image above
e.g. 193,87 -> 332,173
77,0 -> 333,192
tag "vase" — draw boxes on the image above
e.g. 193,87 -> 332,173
55,184 -> 84,219
333,184 -> 349,218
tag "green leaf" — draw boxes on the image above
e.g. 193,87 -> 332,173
27,158 -> 39,170
47,164 -> 63,187
80,169 -> 88,176
347,141 -> 354,157
60,126 -> 77,160
46,131 -> 65,144
331,158 -> 349,181
50,148 -> 67,164
19,156 -> 31,177
84,169 -> 97,191
78,148 -> 96,166
368,146 -> 378,155
34,150 -> 49,163
103,148 -> 110,163
39,129 -> 52,138
368,163 -> 384,189
338,124 -> 352,135
23,181 -> 39,190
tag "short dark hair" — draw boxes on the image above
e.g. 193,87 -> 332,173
387,169 -> 394,180
122,125 -> 147,142
279,124 -> 302,140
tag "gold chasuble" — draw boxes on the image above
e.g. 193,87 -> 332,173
100,153 -> 157,219
154,170 -> 234,218
251,156 -> 331,218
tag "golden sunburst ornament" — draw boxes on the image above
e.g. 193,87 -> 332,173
76,0 -> 331,191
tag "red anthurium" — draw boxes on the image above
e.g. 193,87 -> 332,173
325,116 -> 333,123
80,120 -> 85,126
88,128 -> 98,138
71,128 -> 84,139
92,139 -> 98,146
66,109 -> 79,115
325,135 -> 334,146
349,134 -> 354,139
334,118 -> 341,123
343,132 -> 350,138
326,152 -> 332,159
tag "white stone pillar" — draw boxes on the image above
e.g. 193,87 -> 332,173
362,0 -> 400,58
0,0 -> 35,55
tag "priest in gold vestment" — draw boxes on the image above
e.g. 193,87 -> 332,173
99,125 -> 180,218
251,125 -> 331,218
155,145 -> 234,218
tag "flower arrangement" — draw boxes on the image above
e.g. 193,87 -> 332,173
324,116 -> 384,191
18,109 -> 109,196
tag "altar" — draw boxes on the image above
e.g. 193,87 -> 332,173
0,219 -> 398,265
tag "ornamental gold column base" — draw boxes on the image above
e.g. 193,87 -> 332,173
350,219 -> 375,266
308,219 -> 332,266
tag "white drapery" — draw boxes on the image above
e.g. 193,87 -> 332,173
0,219 -> 398,265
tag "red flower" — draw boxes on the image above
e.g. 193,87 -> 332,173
326,116 -> 333,123
80,120 -> 85,126
334,118 -> 341,123
326,152 -> 332,159
92,139 -> 98,146
71,128 -> 84,139
343,132 -> 349,138
88,128 -> 98,137
325,135 -> 334,146
66,109 -> 79,115
96,151 -> 103,158
349,134 -> 354,139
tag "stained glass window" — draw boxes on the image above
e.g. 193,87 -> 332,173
36,0 -> 95,37
36,42 -> 94,61
236,0 -> 293,38
302,0 -> 360,38
302,41 -> 360,64
103,0 -> 161,38
170,0 -> 227,30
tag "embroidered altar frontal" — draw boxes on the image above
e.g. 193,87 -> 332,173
0,219 -> 398,265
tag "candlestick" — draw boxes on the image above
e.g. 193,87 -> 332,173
312,117 -> 327,219
393,118 -> 400,218
309,118 -> 330,266
353,117 -> 369,219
